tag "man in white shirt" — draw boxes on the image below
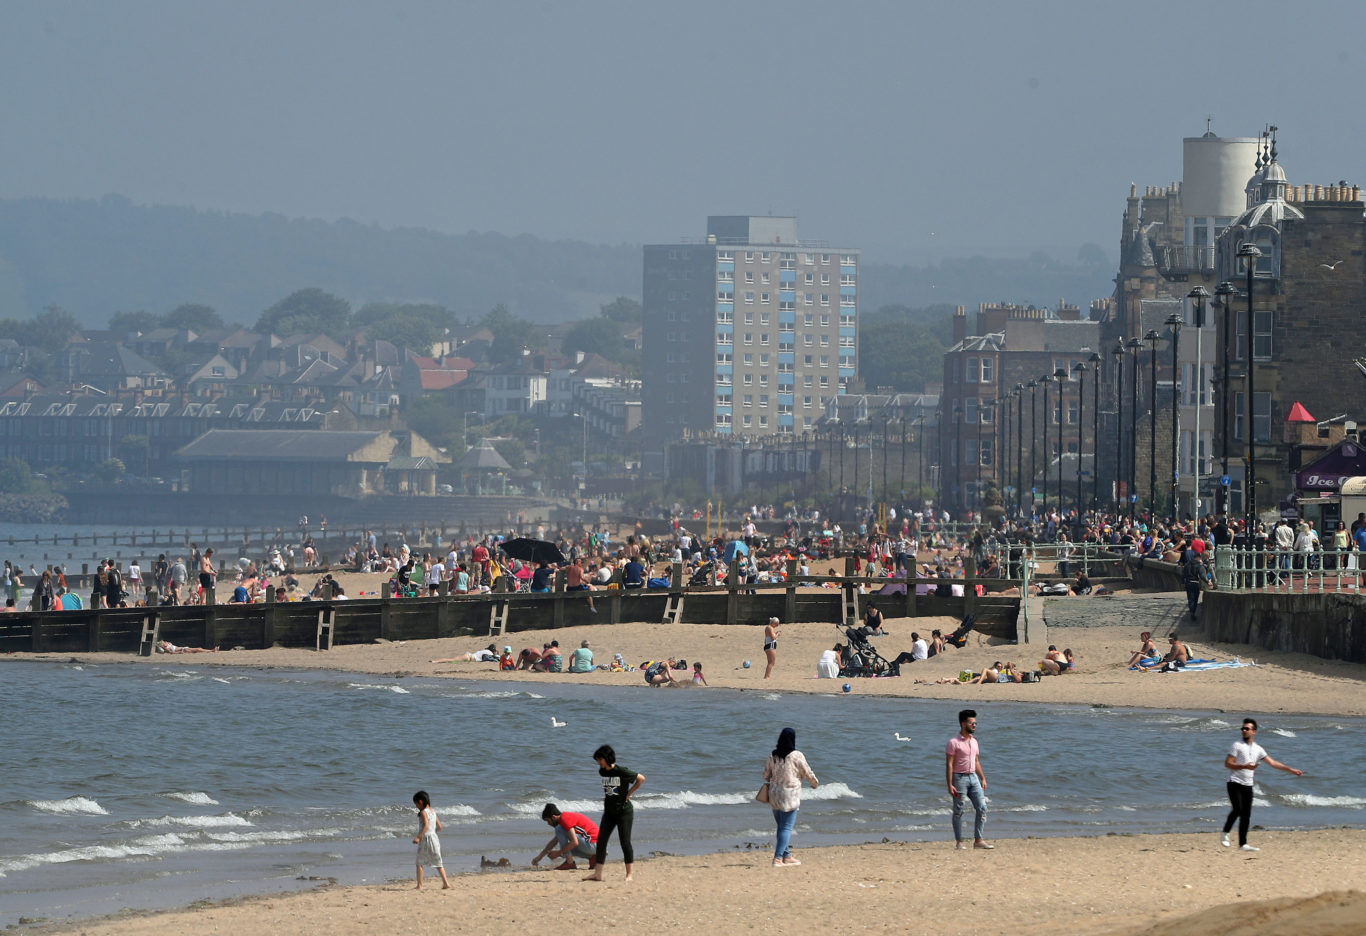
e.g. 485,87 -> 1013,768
1221,718 -> 1302,851
426,560 -> 445,596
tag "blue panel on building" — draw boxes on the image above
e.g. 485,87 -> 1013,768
717,261 -> 734,272
778,352 -> 795,363
779,290 -> 795,301
840,264 -> 856,274
716,302 -> 734,313
778,414 -> 795,426
840,285 -> 857,296
779,270 -> 796,283
715,365 -> 732,375
839,326 -> 856,337
778,393 -> 794,404
716,425 -> 732,434
715,405 -> 732,415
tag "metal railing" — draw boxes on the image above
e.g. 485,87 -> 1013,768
1156,245 -> 1215,274
1215,546 -> 1362,593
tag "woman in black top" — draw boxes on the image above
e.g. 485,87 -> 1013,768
584,744 -> 644,882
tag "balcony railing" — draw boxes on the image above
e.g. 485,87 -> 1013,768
1156,245 -> 1215,275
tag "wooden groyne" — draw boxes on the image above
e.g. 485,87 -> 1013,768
0,566 -> 1023,655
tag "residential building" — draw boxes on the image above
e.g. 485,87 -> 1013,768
642,216 -> 859,464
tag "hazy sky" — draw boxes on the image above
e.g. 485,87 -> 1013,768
3,0 -> 1363,264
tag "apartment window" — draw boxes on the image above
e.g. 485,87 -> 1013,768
820,253 -> 830,264
803,354 -> 814,366
761,272 -> 770,284
716,310 -> 732,323
716,393 -> 732,406
717,287 -> 733,301
804,294 -> 814,306
761,292 -> 771,304
803,314 -> 813,326
820,376 -> 830,388
803,335 -> 813,346
717,270 -> 733,282
717,250 -> 733,260
952,360 -> 961,383
716,414 -> 732,427
803,376 -> 812,388
840,295 -> 855,307
839,314 -> 854,327
743,291 -> 755,304
838,336 -> 855,348
778,403 -> 793,415
820,315 -> 830,327
743,374 -> 753,385
666,310 -> 676,321
779,300 -> 795,312
1234,391 -> 1272,442
820,355 -> 830,368
820,335 -> 829,347
980,438 -> 994,466
760,334 -> 770,346
759,374 -> 769,386
717,330 -> 732,344
759,354 -> 769,366
821,293 -> 830,306
778,321 -> 794,333
759,415 -> 768,428
779,254 -> 795,270
965,397 -> 978,424
744,311 -> 753,324
820,273 -> 830,286
761,252 -> 770,262
1067,400 -> 1078,425
745,272 -> 754,283
744,251 -> 754,262
760,312 -> 770,325
777,361 -> 793,373
1235,310 -> 1274,361
743,395 -> 753,408
840,254 -> 856,264
743,333 -> 753,345
743,354 -> 753,365
716,352 -> 731,364
716,373 -> 731,386
804,273 -> 814,285
743,415 -> 752,427
758,395 -> 769,408
980,358 -> 994,383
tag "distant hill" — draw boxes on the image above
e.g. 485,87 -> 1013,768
0,196 -> 1116,326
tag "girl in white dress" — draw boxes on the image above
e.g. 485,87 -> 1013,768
412,790 -> 451,889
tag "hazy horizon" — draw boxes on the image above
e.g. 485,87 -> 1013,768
4,1 -> 1364,266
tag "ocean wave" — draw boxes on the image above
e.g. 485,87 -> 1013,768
1269,728 -> 1296,738
1279,793 -> 1366,808
0,833 -> 186,874
460,689 -> 524,700
347,683 -> 410,694
998,803 -> 1047,813
28,796 -> 108,816
205,829 -> 327,844
132,813 -> 252,829
162,791 -> 220,806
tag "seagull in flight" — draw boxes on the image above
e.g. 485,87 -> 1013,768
551,717 -> 566,728
894,732 -> 911,742
1321,259 -> 1345,270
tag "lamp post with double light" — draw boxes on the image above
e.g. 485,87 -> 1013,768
1112,342 -> 1125,511
1089,352 -> 1101,510
1014,384 -> 1024,515
1145,329 -> 1160,518
1027,379 -> 1038,515
1238,243 -> 1263,529
1042,374 -> 1055,515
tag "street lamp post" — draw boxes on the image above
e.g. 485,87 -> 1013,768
1238,243 -> 1263,529
1054,367 -> 1067,515
1041,373 -> 1053,515
1112,342 -> 1125,512
1165,312 -> 1183,519
1073,360 -> 1087,515
1188,286 -> 1209,520
1013,385 -> 1024,515
1145,329 -> 1160,518
1088,353 -> 1102,510
1027,379 -> 1038,516
1215,281 -> 1235,515
1127,337 -> 1143,518
917,415 -> 926,509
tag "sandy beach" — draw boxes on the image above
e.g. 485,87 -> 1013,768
30,569 -> 1366,718
29,832 -> 1366,936
14,576 -> 1366,935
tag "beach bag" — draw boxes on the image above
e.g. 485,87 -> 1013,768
755,781 -> 770,804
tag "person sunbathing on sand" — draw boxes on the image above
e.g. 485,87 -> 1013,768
156,640 -> 218,654
1126,631 -> 1158,668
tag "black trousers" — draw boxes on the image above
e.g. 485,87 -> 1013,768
595,808 -> 635,865
1222,781 -> 1253,846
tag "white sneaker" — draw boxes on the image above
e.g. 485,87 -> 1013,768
1240,844 -> 1260,852
1220,834 -> 1230,847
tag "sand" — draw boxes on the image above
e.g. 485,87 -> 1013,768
15,577 -> 1366,935
28,833 -> 1366,936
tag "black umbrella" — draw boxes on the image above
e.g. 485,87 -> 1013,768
500,537 -> 565,564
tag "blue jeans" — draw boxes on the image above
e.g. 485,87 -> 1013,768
951,773 -> 987,842
554,825 -> 596,860
772,808 -> 797,858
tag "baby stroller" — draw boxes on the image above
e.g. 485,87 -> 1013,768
688,562 -> 715,586
839,624 -> 897,677
943,613 -> 976,649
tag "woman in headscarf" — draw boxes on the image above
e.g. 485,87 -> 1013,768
761,727 -> 818,867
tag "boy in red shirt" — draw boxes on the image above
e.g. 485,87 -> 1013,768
531,803 -> 599,870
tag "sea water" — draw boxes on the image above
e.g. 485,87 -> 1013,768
2,661 -> 1363,926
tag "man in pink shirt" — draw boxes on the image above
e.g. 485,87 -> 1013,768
945,709 -> 992,850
